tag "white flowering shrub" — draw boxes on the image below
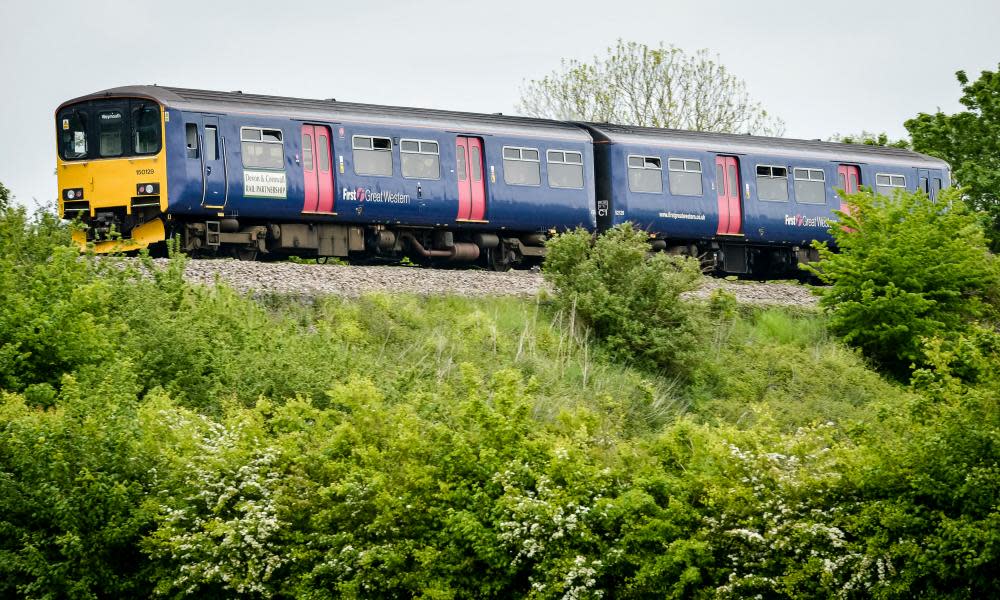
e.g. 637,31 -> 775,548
144,411 -> 287,598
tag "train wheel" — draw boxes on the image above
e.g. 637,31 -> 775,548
485,246 -> 512,272
231,247 -> 258,261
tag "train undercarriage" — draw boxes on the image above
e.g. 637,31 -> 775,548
77,208 -> 814,277
171,217 -> 546,271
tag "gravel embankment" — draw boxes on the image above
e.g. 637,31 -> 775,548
683,276 -> 819,308
126,258 -> 819,307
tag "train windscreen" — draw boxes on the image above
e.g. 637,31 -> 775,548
57,99 -> 161,161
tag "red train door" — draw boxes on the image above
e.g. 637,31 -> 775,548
315,127 -> 334,213
715,156 -> 742,235
837,164 -> 860,212
456,136 -> 486,221
302,125 -> 318,212
302,124 -> 335,213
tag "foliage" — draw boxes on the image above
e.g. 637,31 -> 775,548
517,40 -> 785,135
543,224 -> 705,376
828,131 -> 910,149
805,187 -> 1000,380
2,184 -> 1000,598
0,368 -> 159,599
906,65 -> 1000,250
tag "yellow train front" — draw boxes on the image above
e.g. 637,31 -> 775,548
56,88 -> 169,253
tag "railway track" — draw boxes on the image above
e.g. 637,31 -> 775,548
121,258 -> 819,307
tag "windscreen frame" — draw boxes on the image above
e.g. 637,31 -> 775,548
56,97 -> 163,161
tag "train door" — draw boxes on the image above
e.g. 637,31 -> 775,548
201,116 -> 228,209
918,168 -> 930,197
929,170 -> 943,200
715,156 -> 742,235
916,168 -> 945,200
301,124 -> 335,213
836,164 -> 860,211
456,136 -> 486,221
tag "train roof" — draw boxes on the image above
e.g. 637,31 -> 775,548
58,85 -> 592,142
580,123 -> 949,169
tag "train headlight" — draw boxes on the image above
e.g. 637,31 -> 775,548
136,182 -> 160,195
145,184 -> 154,194
62,188 -> 84,200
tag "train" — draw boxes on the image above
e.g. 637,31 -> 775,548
55,85 -> 950,275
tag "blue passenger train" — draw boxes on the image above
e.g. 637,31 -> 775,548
55,86 -> 949,275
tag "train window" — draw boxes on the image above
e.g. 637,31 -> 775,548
793,168 -> 825,204
457,145 -> 468,181
241,127 -> 285,170
132,104 -> 161,155
302,133 -> 314,170
59,109 -> 89,160
756,165 -> 788,202
98,110 -> 124,158
502,146 -> 541,186
318,134 -> 330,172
471,146 -> 482,182
875,173 -> 906,196
400,138 -> 440,180
668,158 -> 703,196
204,126 -> 218,161
931,178 -> 942,199
547,149 -> 584,189
185,124 -> 199,159
352,135 -> 393,176
627,155 -> 662,194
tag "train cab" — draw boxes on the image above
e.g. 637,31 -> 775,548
56,90 -> 169,252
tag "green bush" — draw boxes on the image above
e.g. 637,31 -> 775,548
806,187 -> 1000,380
0,367 -> 158,598
543,224 -> 705,376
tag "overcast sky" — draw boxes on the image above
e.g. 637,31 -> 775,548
0,0 -> 995,206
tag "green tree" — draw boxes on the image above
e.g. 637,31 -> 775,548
906,66 -> 1000,250
828,130 -> 910,149
806,187 -> 1000,380
517,40 -> 785,135
0,181 -> 10,210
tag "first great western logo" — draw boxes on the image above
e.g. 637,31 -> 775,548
342,187 -> 411,204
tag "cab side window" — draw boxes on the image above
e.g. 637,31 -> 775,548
185,124 -> 199,159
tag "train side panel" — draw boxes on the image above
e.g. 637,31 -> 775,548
167,111 -> 596,233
